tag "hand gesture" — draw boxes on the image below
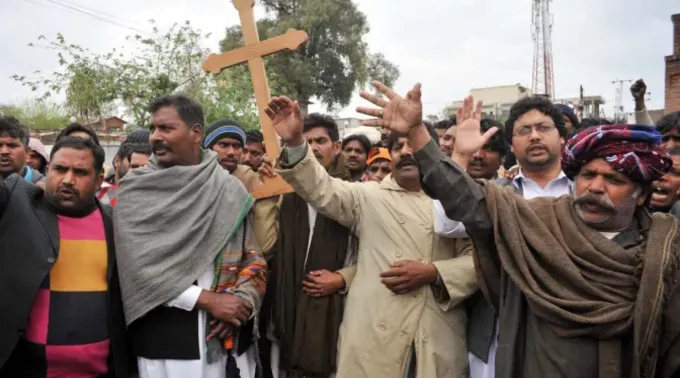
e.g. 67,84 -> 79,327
630,79 -> 647,102
379,260 -> 438,295
265,96 -> 304,147
257,153 -> 276,179
302,269 -> 346,297
453,95 -> 498,156
356,81 -> 423,134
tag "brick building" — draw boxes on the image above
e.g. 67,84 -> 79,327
666,13 -> 680,113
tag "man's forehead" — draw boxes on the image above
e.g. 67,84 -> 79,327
304,126 -> 331,139
515,109 -> 552,126
0,134 -> 23,144
51,148 -> 93,166
445,126 -> 457,137
344,140 -> 364,149
151,106 -> 182,124
581,158 -> 627,177
216,136 -> 242,145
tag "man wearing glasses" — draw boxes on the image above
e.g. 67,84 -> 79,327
465,95 -> 573,378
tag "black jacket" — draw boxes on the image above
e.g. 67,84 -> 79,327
0,174 -> 135,377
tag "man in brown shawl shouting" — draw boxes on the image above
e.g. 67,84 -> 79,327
357,81 -> 680,378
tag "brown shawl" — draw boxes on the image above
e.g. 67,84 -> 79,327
480,181 -> 679,378
271,153 -> 353,377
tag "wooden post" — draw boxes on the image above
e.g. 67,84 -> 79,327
202,0 -> 309,199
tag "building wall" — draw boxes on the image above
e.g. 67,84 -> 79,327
469,85 -> 531,105
665,14 -> 680,113
445,85 -> 531,120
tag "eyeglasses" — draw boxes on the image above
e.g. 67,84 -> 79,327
513,122 -> 556,137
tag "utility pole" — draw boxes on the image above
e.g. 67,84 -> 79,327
612,79 -> 633,122
531,0 -> 555,100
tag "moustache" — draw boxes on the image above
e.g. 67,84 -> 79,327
396,156 -> 417,169
313,152 -> 324,160
152,142 -> 172,153
525,143 -> 547,153
56,185 -> 80,197
573,193 -> 616,213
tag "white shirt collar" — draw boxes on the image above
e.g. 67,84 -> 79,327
513,168 -> 568,187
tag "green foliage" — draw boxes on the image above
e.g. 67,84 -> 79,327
0,99 -> 71,130
12,21 -> 262,128
220,0 -> 399,113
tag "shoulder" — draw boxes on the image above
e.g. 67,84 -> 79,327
30,169 -> 45,184
6,173 -> 43,200
232,165 -> 260,190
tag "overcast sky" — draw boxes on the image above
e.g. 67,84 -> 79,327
1,0 -> 678,122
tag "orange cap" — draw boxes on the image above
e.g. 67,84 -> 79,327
366,147 -> 391,165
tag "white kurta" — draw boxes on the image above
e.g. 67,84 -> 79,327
138,267 -> 257,378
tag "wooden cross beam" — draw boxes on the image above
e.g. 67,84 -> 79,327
202,0 -> 308,199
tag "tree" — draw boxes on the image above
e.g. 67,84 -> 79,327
219,0 -> 399,114
0,99 -> 71,130
12,21 -> 261,128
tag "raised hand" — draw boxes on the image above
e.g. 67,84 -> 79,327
265,96 -> 305,147
453,95 -> 498,156
630,79 -> 647,103
356,81 -> 423,134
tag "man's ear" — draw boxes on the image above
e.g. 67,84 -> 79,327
191,124 -> 203,145
333,140 -> 342,155
96,173 -> 104,191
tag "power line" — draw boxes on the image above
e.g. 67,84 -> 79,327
44,0 -> 150,34
52,0 -> 144,30
23,0 -> 150,35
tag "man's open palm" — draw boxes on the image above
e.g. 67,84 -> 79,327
356,81 -> 423,134
454,95 -> 498,156
265,96 -> 304,145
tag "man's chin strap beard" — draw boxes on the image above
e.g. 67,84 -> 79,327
45,193 -> 98,218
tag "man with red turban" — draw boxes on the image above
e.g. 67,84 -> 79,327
358,80 -> 680,378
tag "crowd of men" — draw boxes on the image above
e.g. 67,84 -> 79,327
0,75 -> 680,378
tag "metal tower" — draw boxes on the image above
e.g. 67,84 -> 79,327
531,0 -> 555,100
612,79 -> 633,122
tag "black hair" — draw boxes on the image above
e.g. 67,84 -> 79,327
50,136 -> 105,175
480,119 -> 507,157
127,143 -> 153,162
0,116 -> 29,145
505,96 -> 566,144
125,129 -> 151,144
387,123 -> 439,152
503,151 -> 517,170
434,119 -> 456,131
116,143 -> 134,160
656,111 -> 680,135
148,93 -> 205,129
342,134 -> 371,155
303,113 -> 339,142
246,130 -> 264,144
56,123 -> 101,146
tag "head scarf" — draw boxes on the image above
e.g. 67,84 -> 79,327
562,124 -> 671,184
28,137 -> 49,163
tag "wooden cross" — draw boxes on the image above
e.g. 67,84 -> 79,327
202,0 -> 308,199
